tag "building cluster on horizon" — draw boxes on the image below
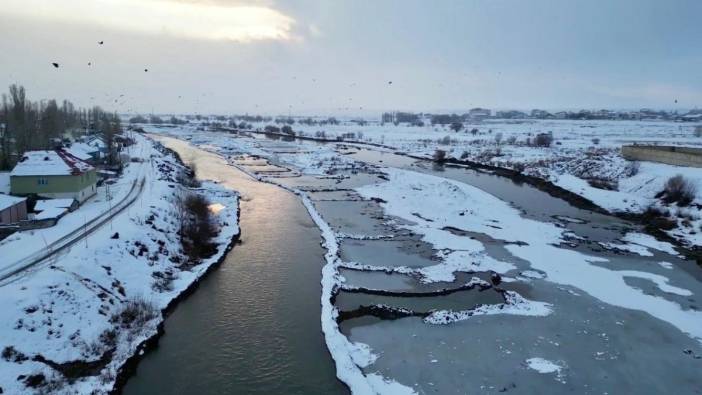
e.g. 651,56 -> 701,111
380,108 -> 702,124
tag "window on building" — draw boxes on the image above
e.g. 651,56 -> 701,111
37,178 -> 48,185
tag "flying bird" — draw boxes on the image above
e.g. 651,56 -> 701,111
388,81 -> 392,85
88,62 -> 92,66
98,41 -> 104,45
52,62 -> 59,68
144,68 -> 148,72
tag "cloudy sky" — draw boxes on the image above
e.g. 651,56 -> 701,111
1,0 -> 701,115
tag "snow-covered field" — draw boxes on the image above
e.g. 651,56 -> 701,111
233,118 -> 702,247
0,134 -> 240,394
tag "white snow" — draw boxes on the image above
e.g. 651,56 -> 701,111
33,198 -> 74,219
525,358 -> 563,374
425,291 -> 553,324
619,270 -> 693,297
599,241 -> 653,257
34,198 -> 74,211
622,232 -> 679,256
33,207 -> 67,220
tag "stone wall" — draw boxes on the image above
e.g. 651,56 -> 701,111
621,145 -> 702,168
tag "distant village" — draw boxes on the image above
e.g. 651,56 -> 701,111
381,107 -> 702,125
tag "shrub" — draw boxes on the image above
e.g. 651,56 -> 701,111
470,128 -> 479,135
534,132 -> 554,147
506,135 -> 517,145
449,122 -> 463,132
110,298 -> 158,329
264,125 -> 280,134
437,135 -> 452,145
494,132 -> 503,145
433,149 -> 447,162
281,125 -> 294,135
592,137 -> 600,145
658,174 -> 696,206
642,205 -> 676,231
460,151 -> 469,160
178,193 -> 218,261
2,346 -> 28,362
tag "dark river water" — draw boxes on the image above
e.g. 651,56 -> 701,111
123,138 -> 346,394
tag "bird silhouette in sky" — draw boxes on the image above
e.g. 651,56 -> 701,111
388,81 -> 392,85
88,62 -> 92,66
144,68 -> 148,72
52,63 -> 59,68
98,41 -> 104,45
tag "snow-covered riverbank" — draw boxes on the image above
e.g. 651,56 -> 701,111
0,134 -> 240,394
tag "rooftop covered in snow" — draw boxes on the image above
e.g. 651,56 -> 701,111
10,150 -> 95,177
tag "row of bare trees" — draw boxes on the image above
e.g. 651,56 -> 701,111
0,84 -> 122,169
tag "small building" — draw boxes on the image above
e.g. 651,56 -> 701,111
0,194 -> 27,224
10,150 -> 97,203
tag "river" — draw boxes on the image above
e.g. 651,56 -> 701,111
123,137 -> 346,394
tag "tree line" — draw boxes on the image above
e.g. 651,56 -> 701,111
0,84 -> 122,170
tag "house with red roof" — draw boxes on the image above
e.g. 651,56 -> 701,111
10,149 -> 97,203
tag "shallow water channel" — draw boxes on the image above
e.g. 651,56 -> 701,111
125,133 -> 702,394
